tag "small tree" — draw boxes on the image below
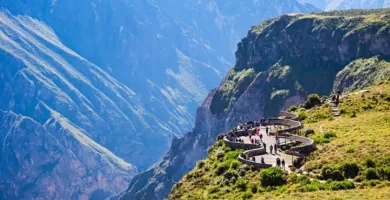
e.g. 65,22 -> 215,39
288,105 -> 297,112
304,94 -> 322,109
259,167 -> 286,187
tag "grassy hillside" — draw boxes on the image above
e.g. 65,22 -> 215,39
169,80 -> 390,200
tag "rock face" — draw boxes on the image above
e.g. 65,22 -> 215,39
0,0 -> 319,199
0,0 -> 319,171
0,110 -> 136,200
120,9 -> 390,200
0,10 -> 138,199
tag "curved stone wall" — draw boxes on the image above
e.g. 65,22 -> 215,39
280,111 -> 300,121
223,137 -> 261,150
221,111 -> 315,169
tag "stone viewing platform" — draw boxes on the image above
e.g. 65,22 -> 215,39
218,111 -> 315,172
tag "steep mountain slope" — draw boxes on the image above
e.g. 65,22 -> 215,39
169,82 -> 390,200
120,8 -> 390,200
0,0 -> 319,171
0,1 -> 319,199
0,10 -> 140,199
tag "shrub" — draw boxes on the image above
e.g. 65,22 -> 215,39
208,186 -> 220,194
225,150 -> 242,160
314,137 -> 330,144
362,104 -> 373,111
288,105 -> 298,112
385,95 -> 390,102
362,179 -> 380,187
287,173 -> 298,184
297,175 -> 311,185
197,160 -> 205,169
230,176 -> 237,184
239,169 -> 246,177
304,94 -> 322,109
241,191 -> 253,200
329,181 -> 355,190
231,160 -> 240,169
365,158 -> 376,168
345,146 -> 355,153
323,131 -> 337,139
215,163 -> 229,175
341,162 -> 360,179
349,111 -> 357,118
236,178 -> 248,191
304,184 -> 319,192
298,111 -> 308,120
216,150 -> 225,159
321,166 -> 344,181
251,183 -> 258,193
259,167 -> 286,187
304,128 -> 315,137
365,168 -> 379,180
378,167 -> 390,181
224,170 -> 238,180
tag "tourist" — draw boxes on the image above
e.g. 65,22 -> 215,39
276,157 -> 281,167
261,157 -> 265,164
256,139 -> 260,145
260,133 -> 263,142
270,145 -> 273,154
274,144 -> 277,153
266,127 -> 269,136
251,138 -> 254,144
282,159 -> 285,169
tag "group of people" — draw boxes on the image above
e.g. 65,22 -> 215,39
249,156 -> 286,169
249,156 -> 265,164
269,143 -> 279,154
332,90 -> 342,105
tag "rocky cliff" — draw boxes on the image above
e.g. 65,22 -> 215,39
0,10 -> 139,199
0,1 -> 319,199
0,0 -> 319,171
120,8 -> 390,200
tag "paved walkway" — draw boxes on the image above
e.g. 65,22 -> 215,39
239,126 -> 295,172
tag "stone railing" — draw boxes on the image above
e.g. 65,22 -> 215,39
279,111 -> 300,121
223,137 -> 261,150
238,150 -> 272,169
219,110 -> 315,169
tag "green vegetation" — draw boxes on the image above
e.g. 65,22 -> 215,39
170,82 -> 390,199
210,8 -> 390,119
302,94 -> 322,109
259,167 -> 286,187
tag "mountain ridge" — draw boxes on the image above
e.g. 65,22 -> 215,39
120,8 -> 390,200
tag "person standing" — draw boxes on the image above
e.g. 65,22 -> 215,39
281,159 -> 286,169
270,145 -> 273,154
274,144 -> 277,153
266,126 -> 269,136
260,133 -> 263,142
276,157 -> 281,167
